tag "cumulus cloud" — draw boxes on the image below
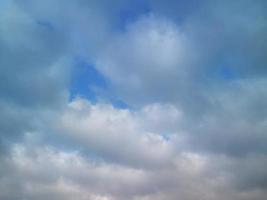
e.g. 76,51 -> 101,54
96,14 -> 201,106
1,0 -> 267,200
54,98 -> 179,168
0,144 -> 229,200
1,142 -> 267,200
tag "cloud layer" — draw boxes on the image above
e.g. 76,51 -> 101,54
0,0 -> 267,200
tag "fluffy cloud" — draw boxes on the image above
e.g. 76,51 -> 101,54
1,142 -> 267,200
96,14 -> 201,106
1,0 -> 267,200
93,0 -> 267,111
0,144 -> 228,200
55,98 -> 179,168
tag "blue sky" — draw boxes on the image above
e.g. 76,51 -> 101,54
0,1 -> 267,200
69,59 -> 107,101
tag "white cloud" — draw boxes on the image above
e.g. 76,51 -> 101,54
95,14 -> 200,105
55,98 -> 180,168
1,0 -> 267,200
0,143 -> 226,200
3,142 -> 266,200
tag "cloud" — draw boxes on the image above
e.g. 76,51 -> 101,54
0,144 -> 227,200
90,0 -> 267,158
54,98 -> 179,168
0,0 -> 267,200
96,14 -> 201,107
1,142 -> 267,200
93,0 -> 267,112
184,78 -> 267,156
0,0 -> 71,149
0,0 -> 70,108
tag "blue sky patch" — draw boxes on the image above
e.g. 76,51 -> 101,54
117,0 -> 150,31
36,20 -> 55,31
69,59 -> 107,102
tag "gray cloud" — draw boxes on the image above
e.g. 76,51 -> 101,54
0,0 -> 71,150
0,0 -> 267,200
183,78 -> 267,156
1,143 -> 267,200
0,0 -> 70,108
92,0 -> 267,156
93,0 -> 267,110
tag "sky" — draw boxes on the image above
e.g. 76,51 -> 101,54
0,0 -> 267,200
